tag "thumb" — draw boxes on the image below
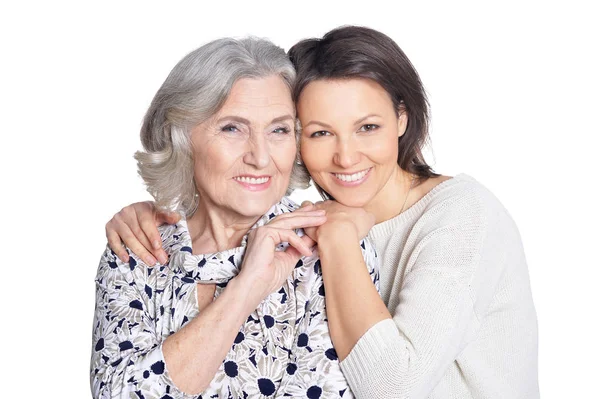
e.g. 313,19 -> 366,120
281,244 -> 304,266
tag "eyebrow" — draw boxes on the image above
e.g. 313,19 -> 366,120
354,114 -> 382,125
304,114 -> 382,130
216,114 -> 294,125
304,120 -> 332,129
271,114 -> 295,124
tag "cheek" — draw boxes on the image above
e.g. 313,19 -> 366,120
366,132 -> 399,162
272,139 -> 297,173
300,139 -> 328,172
193,141 -> 238,178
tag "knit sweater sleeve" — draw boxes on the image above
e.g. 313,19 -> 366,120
340,185 -> 510,399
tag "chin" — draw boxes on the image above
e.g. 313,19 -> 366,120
236,196 -> 280,218
334,197 -> 370,208
325,190 -> 372,208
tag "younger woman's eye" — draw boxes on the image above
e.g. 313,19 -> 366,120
359,124 -> 379,132
310,131 -> 331,138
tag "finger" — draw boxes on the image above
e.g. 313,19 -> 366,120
268,207 -> 316,224
311,201 -> 326,211
118,223 -> 158,266
294,204 -> 315,212
106,227 -> 129,263
266,210 -> 325,225
273,228 -> 313,257
300,233 -> 316,249
130,224 -> 160,265
302,226 -> 318,242
268,213 -> 326,230
280,244 -> 303,264
139,214 -> 168,264
299,201 -> 315,209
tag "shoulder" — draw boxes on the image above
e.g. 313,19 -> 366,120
410,174 -> 523,266
95,245 -> 149,291
421,174 -> 514,230
400,175 -> 525,279
96,223 -> 180,290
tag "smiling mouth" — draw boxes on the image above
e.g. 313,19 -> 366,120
233,176 -> 270,185
332,168 -> 372,183
232,175 -> 272,192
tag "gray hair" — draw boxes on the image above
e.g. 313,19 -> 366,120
135,37 -> 310,217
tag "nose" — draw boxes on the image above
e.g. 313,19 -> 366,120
243,134 -> 270,169
334,137 -> 360,168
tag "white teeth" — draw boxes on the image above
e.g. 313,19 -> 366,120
334,168 -> 370,182
234,176 -> 269,184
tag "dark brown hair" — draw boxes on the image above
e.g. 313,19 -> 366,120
289,25 -> 438,194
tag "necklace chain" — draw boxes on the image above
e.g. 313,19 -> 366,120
399,175 -> 415,215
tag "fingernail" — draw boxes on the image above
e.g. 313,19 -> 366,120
121,255 -> 129,263
145,255 -> 157,265
158,253 -> 168,265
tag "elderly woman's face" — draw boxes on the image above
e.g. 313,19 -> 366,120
190,75 -> 296,219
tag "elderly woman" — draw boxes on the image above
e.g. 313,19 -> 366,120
91,37 -> 378,399
106,26 -> 539,398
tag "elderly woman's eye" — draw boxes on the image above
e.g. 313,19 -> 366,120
310,131 -> 331,138
359,124 -> 379,132
273,126 -> 291,134
221,124 -> 239,133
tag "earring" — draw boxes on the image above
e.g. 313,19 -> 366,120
189,191 -> 200,216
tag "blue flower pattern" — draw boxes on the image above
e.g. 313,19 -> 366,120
91,197 -> 380,398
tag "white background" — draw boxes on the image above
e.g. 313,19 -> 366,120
1,0 -> 598,397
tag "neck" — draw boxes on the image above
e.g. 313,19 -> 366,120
186,199 -> 260,255
364,166 -> 412,224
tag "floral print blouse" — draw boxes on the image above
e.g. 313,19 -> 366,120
91,197 -> 379,399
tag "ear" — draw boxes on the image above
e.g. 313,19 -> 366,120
397,106 -> 408,138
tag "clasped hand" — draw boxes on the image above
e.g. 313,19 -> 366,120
299,200 -> 375,243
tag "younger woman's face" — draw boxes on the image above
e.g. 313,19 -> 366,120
297,78 -> 407,208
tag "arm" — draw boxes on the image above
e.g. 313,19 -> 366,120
162,210 -> 325,394
105,201 -> 317,266
303,200 -> 386,359
317,223 -> 391,359
91,248 -> 264,397
281,233 -> 381,397
316,195 -> 502,399
92,208 -> 325,397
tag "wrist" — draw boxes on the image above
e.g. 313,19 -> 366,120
317,221 -> 360,243
227,275 -> 264,314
